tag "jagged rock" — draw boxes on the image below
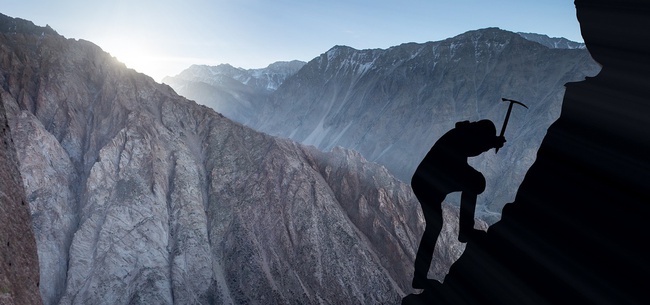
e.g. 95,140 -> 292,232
8,110 -> 77,304
0,95 -> 42,304
0,13 -> 481,305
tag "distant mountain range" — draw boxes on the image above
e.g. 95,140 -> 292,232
162,31 -> 586,130
164,27 -> 600,224
163,61 -> 305,126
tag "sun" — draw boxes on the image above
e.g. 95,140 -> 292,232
96,35 -> 167,80
95,35 -> 216,82
98,39 -> 200,82
102,39 -> 153,73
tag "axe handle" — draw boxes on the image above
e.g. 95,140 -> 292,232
496,102 -> 514,153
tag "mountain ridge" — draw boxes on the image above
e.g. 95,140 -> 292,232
163,27 -> 588,133
516,32 -> 586,49
168,60 -> 306,91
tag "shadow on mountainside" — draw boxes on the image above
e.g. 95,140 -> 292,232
403,1 -> 650,304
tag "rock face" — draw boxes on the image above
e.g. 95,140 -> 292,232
162,61 -> 305,126
0,13 -> 481,305
0,89 -> 42,304
167,28 -> 601,224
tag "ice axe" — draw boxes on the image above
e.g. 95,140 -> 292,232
496,98 -> 528,153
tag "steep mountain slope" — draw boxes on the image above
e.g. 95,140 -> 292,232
162,61 -> 305,126
245,28 -> 600,223
0,13 -> 478,305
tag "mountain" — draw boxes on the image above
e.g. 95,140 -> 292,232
0,13 -> 480,305
169,61 -> 306,91
167,27 -> 601,224
162,61 -> 305,126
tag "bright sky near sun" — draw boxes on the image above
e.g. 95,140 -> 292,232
2,0 -> 582,82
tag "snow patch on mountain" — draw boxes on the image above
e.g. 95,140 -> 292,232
168,60 -> 306,92
517,32 -> 586,49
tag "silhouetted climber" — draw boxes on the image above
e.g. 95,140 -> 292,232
404,1 -> 650,304
411,119 -> 505,289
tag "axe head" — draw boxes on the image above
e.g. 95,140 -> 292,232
496,98 -> 528,153
501,98 -> 529,109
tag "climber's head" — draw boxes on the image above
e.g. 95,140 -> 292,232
456,120 -> 503,157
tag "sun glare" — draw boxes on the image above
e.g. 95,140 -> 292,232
97,38 -> 174,81
103,39 -> 154,73
96,36 -> 216,82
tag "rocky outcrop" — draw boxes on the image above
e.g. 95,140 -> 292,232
0,94 -> 42,304
1,13 -> 480,305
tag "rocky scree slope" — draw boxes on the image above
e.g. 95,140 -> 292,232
0,13 -> 479,305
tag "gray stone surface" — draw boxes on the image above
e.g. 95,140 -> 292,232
0,89 -> 42,305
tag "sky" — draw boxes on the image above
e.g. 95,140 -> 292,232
2,0 -> 582,82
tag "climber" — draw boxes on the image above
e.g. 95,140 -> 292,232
411,119 -> 505,289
